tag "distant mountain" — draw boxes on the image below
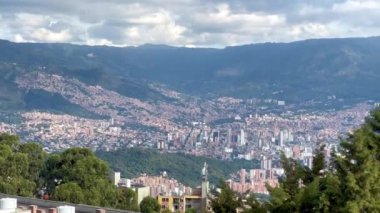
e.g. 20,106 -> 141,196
1,36 -> 380,115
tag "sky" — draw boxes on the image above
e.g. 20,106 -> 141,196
0,0 -> 379,48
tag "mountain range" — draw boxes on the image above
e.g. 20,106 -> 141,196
1,36 -> 380,116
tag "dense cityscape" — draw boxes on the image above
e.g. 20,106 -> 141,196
0,81 -> 377,198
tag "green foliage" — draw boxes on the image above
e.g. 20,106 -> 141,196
115,188 -> 139,211
210,181 -> 242,213
53,182 -> 85,204
333,107 -> 380,212
242,194 -> 267,213
161,209 -> 172,213
19,143 -> 47,186
96,148 -> 259,187
0,176 -> 36,197
140,196 -> 160,213
0,133 -> 139,211
0,133 -> 43,196
42,147 -> 137,210
185,208 -> 197,213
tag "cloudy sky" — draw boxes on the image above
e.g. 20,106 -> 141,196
0,0 -> 379,47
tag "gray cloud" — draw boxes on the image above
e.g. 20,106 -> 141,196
0,0 -> 379,47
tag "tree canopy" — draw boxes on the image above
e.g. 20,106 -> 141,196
0,134 -> 138,211
139,196 -> 160,213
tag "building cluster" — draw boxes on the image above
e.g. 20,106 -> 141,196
19,112 -> 142,152
0,122 -> 15,135
110,163 -> 211,213
227,157 -> 283,194
4,71 -> 373,159
11,72 -> 374,156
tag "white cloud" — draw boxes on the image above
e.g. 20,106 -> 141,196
30,28 -> 72,42
290,23 -> 330,38
0,0 -> 379,47
190,4 -> 286,34
332,0 -> 380,12
14,13 -> 51,27
86,38 -> 114,46
14,34 -> 26,42
124,10 -> 187,45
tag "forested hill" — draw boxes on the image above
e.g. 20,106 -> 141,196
96,148 -> 259,187
1,36 -> 380,108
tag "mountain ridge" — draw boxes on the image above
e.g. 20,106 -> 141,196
1,36 -> 380,115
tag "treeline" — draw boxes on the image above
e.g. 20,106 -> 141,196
212,107 -> 380,213
0,134 -> 139,211
96,148 -> 259,187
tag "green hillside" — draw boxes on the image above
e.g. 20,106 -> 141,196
1,37 -> 380,108
96,148 -> 259,187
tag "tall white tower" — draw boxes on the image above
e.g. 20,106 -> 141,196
201,162 -> 209,213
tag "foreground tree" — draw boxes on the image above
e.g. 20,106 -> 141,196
115,187 -> 139,211
42,148 -> 123,208
0,133 -> 142,210
210,181 -> 242,213
0,134 -> 44,196
140,196 -> 160,213
266,107 -> 380,212
242,194 -> 267,213
333,108 -> 380,212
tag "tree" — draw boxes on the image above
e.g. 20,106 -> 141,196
0,133 -> 144,211
42,148 -> 118,207
0,133 -> 20,149
242,194 -> 267,213
162,209 -> 172,213
53,182 -> 85,204
116,188 -> 139,211
185,208 -> 196,213
140,196 -> 160,213
333,108 -> 380,212
0,134 -> 39,196
210,181 -> 242,213
19,143 -> 47,187
266,154 -> 306,212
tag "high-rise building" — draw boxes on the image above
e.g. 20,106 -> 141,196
240,169 -> 246,184
260,156 -> 267,169
110,172 -> 121,186
240,129 -> 245,146
279,130 -> 284,147
227,128 -> 232,144
260,156 -> 272,170
212,131 -> 219,143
